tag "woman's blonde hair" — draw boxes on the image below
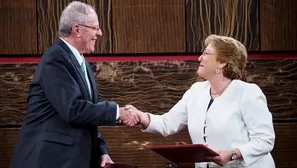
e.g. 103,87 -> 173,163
204,35 -> 248,80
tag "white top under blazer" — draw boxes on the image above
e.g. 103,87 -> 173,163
144,80 -> 275,168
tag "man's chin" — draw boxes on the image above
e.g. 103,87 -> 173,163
89,48 -> 96,53
82,49 -> 95,54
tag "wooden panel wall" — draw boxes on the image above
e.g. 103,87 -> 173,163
37,0 -> 112,53
112,0 -> 185,53
0,0 -> 37,54
186,0 -> 259,52
1,124 -> 296,168
1,59 -> 297,125
0,0 -> 296,54
260,0 -> 297,51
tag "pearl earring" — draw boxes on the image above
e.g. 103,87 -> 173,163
215,69 -> 220,74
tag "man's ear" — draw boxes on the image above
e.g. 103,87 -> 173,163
72,24 -> 80,37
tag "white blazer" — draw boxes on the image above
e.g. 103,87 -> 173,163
144,80 -> 275,168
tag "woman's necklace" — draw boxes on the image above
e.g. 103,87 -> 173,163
210,81 -> 231,95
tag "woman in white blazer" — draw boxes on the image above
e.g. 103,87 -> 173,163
126,35 -> 275,168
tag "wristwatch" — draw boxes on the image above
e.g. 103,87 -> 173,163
231,150 -> 237,160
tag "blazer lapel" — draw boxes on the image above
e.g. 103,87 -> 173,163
196,82 -> 212,119
56,39 -> 91,100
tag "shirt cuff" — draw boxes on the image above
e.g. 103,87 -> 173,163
116,104 -> 119,120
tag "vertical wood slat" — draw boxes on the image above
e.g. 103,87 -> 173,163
37,0 -> 112,54
186,0 -> 259,52
3,0 -> 296,55
0,0 -> 37,54
112,0 -> 185,53
260,0 -> 297,51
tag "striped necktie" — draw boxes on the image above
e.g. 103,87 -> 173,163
81,57 -> 92,99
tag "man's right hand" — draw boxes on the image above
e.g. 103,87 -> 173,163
124,105 -> 150,129
118,107 -> 139,127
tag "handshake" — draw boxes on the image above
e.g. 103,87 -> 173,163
118,105 -> 148,127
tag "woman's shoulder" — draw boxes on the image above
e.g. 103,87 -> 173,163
190,80 -> 209,90
233,80 -> 261,89
232,80 -> 264,95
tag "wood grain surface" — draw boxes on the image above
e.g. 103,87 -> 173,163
0,59 -> 296,125
37,0 -> 112,53
1,123 -> 296,168
186,0 -> 259,52
260,0 -> 297,51
0,0 -> 37,54
112,0 -> 185,53
1,0 -> 297,54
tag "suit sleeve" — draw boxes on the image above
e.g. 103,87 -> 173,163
97,132 -> 108,156
238,84 -> 275,166
40,55 -> 117,126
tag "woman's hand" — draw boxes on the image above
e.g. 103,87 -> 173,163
207,150 -> 232,166
125,105 -> 150,129
206,148 -> 242,167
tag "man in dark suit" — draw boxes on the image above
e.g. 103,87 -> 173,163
10,1 -> 138,168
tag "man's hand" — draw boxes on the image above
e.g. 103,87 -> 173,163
124,105 -> 150,129
118,107 -> 139,127
99,154 -> 113,167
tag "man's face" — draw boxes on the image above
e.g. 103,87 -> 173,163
78,12 -> 102,54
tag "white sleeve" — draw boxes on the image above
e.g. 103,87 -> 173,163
116,104 -> 119,120
238,84 -> 275,166
142,87 -> 191,137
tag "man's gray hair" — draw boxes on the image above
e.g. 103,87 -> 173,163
58,1 -> 95,37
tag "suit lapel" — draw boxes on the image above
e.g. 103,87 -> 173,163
71,56 -> 92,100
56,39 -> 92,100
86,61 -> 98,103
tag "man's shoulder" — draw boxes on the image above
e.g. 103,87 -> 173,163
44,39 -> 66,55
40,40 -> 68,62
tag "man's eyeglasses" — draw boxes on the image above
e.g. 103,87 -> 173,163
78,24 -> 101,32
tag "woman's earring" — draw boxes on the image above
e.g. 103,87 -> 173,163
215,69 -> 220,74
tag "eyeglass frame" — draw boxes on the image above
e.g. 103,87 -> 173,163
78,24 -> 101,32
201,50 -> 216,56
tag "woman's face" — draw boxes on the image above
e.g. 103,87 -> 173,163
197,44 -> 223,79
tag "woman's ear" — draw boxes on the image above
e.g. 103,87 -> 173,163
218,62 -> 227,69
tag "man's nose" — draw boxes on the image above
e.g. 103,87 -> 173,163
96,29 -> 103,36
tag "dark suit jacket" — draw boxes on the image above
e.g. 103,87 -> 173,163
10,38 -> 117,168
